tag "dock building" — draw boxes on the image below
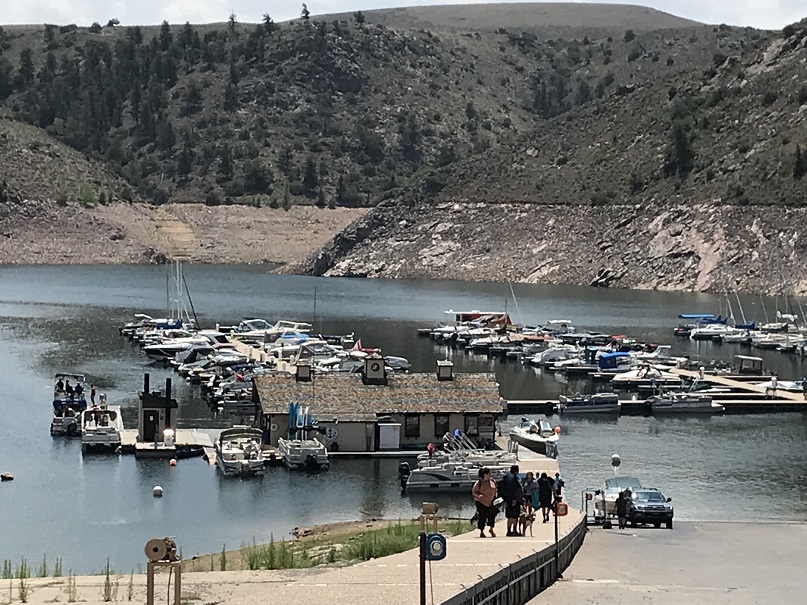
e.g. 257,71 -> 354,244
253,357 -> 504,452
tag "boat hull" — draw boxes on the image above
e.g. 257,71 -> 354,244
557,403 -> 621,415
509,432 -> 558,457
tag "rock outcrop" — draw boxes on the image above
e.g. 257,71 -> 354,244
296,198 -> 807,294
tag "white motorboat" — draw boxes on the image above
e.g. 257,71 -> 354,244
556,392 -> 621,415
143,331 -> 231,361
509,418 -> 560,457
647,392 -> 725,414
611,365 -> 682,389
215,427 -> 266,477
50,373 -> 88,437
277,438 -> 330,471
81,403 -> 124,451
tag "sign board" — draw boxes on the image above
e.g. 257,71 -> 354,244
555,502 -> 568,517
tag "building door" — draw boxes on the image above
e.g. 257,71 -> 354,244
143,411 -> 158,442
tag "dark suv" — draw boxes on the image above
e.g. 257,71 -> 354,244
628,488 -> 674,529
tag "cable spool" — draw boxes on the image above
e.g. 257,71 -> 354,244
145,537 -> 178,562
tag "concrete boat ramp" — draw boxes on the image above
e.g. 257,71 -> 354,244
536,521 -> 807,604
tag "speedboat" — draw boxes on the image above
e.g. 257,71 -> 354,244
81,403 -> 124,452
509,417 -> 560,457
215,427 -> 265,477
556,392 -> 621,415
143,331 -> 231,361
50,373 -> 88,436
611,365 -> 682,389
277,438 -> 329,471
647,392 -> 725,414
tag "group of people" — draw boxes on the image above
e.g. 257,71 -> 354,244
472,465 -> 566,538
55,378 -> 96,404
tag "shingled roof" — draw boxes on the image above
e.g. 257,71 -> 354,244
255,372 -> 503,422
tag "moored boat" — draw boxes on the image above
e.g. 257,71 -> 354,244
556,392 -> 621,415
81,402 -> 124,452
50,373 -> 88,437
647,392 -> 725,415
215,427 -> 265,476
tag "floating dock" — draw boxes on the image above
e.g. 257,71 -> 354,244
506,368 -> 807,415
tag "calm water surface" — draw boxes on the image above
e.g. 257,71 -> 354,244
1,265 -> 807,572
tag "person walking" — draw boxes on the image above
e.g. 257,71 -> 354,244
498,465 -> 524,536
615,491 -> 629,529
534,472 -> 555,523
90,384 -> 97,405
472,468 -> 498,538
771,372 -> 778,398
521,472 -> 538,513
554,472 -> 565,498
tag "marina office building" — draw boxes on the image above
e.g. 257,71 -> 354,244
253,358 -> 504,452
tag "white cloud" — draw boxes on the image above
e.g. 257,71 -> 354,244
0,0 -> 804,29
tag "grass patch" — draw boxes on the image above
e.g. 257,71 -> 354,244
219,519 -> 470,572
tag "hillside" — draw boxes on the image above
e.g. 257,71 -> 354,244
296,16 -> 807,294
0,3 -> 733,210
319,3 -> 703,37
0,4 -> 805,292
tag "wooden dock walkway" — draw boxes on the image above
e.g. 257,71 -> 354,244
119,429 -> 215,454
670,368 -> 807,405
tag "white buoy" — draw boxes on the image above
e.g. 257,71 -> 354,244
153,485 -> 164,498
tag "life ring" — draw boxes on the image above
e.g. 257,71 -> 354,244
66,423 -> 78,436
270,423 -> 278,432
370,362 -> 381,372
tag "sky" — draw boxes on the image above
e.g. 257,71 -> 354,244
0,0 -> 803,31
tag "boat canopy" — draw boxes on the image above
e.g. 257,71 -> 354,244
598,351 -> 631,369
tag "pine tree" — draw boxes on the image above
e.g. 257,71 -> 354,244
794,145 -> 807,181
353,11 -> 366,26
316,187 -> 326,208
302,156 -> 319,196
301,4 -> 311,22
263,14 -> 277,36
228,12 -> 237,34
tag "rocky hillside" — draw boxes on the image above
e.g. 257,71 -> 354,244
297,16 -> 807,294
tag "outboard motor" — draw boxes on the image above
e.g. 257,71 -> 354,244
398,461 -> 411,495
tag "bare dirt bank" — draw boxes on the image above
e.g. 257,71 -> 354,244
0,200 -> 367,265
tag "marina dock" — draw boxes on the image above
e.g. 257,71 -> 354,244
506,367 -> 807,415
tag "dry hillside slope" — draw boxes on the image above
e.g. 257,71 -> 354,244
318,3 -> 703,36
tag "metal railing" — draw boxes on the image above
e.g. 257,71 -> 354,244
441,515 -> 587,605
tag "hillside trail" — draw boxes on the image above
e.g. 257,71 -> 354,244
152,207 -> 195,261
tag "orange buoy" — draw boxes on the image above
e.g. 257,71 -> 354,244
554,426 -> 561,435
169,459 -> 177,467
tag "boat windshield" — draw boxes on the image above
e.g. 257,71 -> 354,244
604,476 -> 642,495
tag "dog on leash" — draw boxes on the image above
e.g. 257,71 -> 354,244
518,503 -> 536,537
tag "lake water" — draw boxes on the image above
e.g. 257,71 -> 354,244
1,265 -> 807,573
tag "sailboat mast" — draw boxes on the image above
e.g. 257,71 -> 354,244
735,292 -> 748,325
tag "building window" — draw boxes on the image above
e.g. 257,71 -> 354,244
405,415 -> 421,438
465,415 -> 479,436
479,415 -> 495,434
434,414 -> 450,438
